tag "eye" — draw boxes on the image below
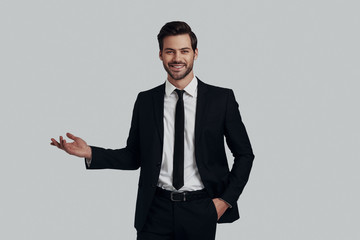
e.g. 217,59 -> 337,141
181,50 -> 189,54
166,51 -> 174,54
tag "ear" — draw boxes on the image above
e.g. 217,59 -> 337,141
159,50 -> 163,61
194,48 -> 198,60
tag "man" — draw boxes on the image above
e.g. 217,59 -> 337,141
51,21 -> 254,240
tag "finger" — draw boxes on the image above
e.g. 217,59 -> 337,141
66,132 -> 77,140
51,138 -> 62,149
59,136 -> 64,148
61,139 -> 70,153
62,138 -> 67,147
50,139 -> 57,146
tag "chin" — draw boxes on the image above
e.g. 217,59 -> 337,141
171,70 -> 193,81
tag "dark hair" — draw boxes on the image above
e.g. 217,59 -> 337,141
157,21 -> 198,51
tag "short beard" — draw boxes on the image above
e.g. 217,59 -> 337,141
163,62 -> 194,81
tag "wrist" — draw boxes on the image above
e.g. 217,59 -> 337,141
218,198 -> 232,208
85,146 -> 92,159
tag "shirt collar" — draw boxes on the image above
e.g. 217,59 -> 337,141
165,76 -> 198,97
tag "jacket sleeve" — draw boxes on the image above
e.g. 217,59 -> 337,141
220,89 -> 255,206
84,93 -> 141,170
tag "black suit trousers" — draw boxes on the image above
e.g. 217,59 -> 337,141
137,190 -> 217,240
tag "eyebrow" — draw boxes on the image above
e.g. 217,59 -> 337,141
164,47 -> 192,51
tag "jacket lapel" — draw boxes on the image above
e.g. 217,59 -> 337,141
152,83 -> 165,145
195,78 -> 209,147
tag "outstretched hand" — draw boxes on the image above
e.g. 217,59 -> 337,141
50,133 -> 92,159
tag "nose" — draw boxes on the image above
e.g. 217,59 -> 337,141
173,51 -> 181,62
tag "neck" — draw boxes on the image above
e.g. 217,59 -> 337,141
167,72 -> 194,90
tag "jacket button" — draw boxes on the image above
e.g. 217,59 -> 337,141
156,162 -> 161,167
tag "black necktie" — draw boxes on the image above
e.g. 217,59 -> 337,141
173,89 -> 185,190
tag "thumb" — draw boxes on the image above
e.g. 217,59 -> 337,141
66,132 -> 77,140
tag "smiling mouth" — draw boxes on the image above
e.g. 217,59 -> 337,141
169,64 -> 186,71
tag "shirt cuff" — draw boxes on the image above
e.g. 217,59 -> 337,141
85,158 -> 92,168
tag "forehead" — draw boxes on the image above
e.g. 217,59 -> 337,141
162,34 -> 192,49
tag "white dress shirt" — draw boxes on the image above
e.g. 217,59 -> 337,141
86,77 -> 231,206
157,77 -> 205,192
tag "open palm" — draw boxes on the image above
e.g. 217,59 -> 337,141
50,132 -> 92,159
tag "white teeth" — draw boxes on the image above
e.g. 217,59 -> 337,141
171,65 -> 184,69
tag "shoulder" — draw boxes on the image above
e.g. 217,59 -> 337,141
136,83 -> 165,100
198,78 -> 234,97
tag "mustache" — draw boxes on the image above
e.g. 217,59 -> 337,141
169,61 -> 186,65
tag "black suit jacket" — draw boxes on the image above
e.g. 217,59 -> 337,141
86,78 -> 254,231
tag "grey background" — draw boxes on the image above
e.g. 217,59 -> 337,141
1,0 -> 359,239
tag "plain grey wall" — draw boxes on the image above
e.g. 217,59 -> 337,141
1,0 -> 359,239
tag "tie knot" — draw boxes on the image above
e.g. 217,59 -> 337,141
175,89 -> 185,99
